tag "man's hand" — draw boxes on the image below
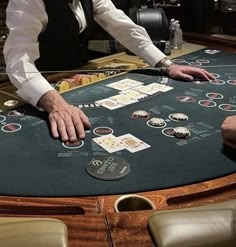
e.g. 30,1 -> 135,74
166,63 -> 215,82
221,115 -> 236,149
38,90 -> 91,142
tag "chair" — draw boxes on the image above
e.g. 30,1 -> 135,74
0,217 -> 68,247
148,199 -> 236,247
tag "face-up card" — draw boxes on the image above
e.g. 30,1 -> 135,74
109,94 -> 138,105
146,83 -> 173,92
93,134 -> 125,153
118,78 -> 144,88
119,89 -> 148,100
117,134 -> 150,153
106,81 -> 131,91
133,85 -> 157,95
95,98 -> 124,110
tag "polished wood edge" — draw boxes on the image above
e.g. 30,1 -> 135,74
0,197 -> 100,215
0,173 -> 234,214
99,173 -> 236,212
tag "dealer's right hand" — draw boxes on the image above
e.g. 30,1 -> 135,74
38,90 -> 91,142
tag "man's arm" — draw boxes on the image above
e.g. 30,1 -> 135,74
93,0 -> 215,82
93,0 -> 166,67
4,0 -> 54,106
4,0 -> 91,142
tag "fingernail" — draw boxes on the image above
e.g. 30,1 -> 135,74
79,134 -> 85,140
69,135 -> 77,141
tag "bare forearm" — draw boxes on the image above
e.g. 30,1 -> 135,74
38,90 -> 67,113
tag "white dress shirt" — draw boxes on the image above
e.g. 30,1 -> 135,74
4,0 -> 166,107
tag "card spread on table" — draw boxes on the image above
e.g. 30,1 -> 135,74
93,134 -> 125,153
133,85 -> 157,95
109,94 -> 138,105
106,81 -> 132,91
119,89 -> 148,100
117,134 -> 151,153
146,83 -> 173,92
95,98 -> 124,110
117,78 -> 144,87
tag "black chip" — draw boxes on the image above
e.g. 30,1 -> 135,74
86,155 -> 130,180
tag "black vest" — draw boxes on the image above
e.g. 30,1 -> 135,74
35,0 -> 94,71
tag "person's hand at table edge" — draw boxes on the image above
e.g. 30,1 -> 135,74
156,58 -> 215,82
221,115 -> 236,149
38,90 -> 91,142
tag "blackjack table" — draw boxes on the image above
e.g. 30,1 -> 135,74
0,42 -> 236,247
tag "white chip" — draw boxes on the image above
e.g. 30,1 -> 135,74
171,113 -> 188,121
173,127 -> 191,139
133,110 -> 148,118
149,118 -> 166,127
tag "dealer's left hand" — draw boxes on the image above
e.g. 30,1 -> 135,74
167,64 -> 215,82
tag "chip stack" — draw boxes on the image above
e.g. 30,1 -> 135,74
173,127 -> 191,139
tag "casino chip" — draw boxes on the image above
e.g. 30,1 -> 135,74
173,127 -> 191,139
149,118 -> 166,127
133,110 -> 149,118
170,113 -> 188,121
55,80 -> 70,92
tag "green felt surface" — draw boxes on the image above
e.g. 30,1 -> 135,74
0,48 -> 236,196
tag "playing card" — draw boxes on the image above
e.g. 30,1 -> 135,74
106,81 -> 131,91
95,98 -> 124,110
133,85 -> 157,95
117,134 -> 150,153
93,134 -> 125,153
118,78 -> 144,87
119,89 -> 148,100
109,94 -> 138,105
146,83 -> 173,92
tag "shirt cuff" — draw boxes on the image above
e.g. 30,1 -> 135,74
16,78 -> 55,107
141,44 -> 166,67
